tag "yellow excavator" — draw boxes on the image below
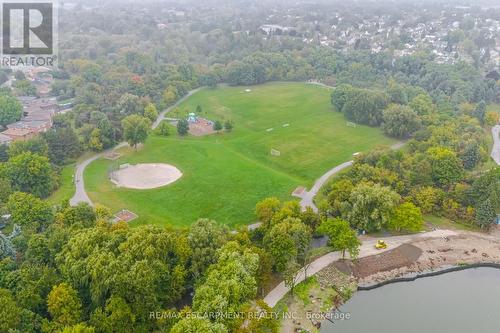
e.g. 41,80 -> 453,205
375,240 -> 388,250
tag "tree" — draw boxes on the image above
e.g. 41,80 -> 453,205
7,192 -> 54,233
0,289 -> 21,331
61,324 -> 96,333
0,177 -> 12,204
475,199 -> 496,229
192,242 -> 259,328
144,103 -> 158,122
43,127 -> 81,164
213,120 -> 223,132
409,186 -> 443,214
89,128 -> 103,151
387,202 -> 423,232
427,147 -> 464,187
58,225 -> 190,322
163,88 -> 177,106
381,104 -> 421,138
346,183 -> 401,232
196,105 -> 202,114
473,101 -> 486,124
283,260 -> 301,294
224,120 -> 233,132
56,202 -> 97,228
330,84 -> 354,112
461,142 -> 481,170
263,218 -> 311,272
409,94 -> 434,116
318,218 -> 360,259
177,119 -> 189,136
47,283 -> 83,326
4,152 -> 55,198
156,121 -> 170,136
485,111 -> 500,126
0,94 -> 22,127
8,137 -> 49,158
341,88 -> 388,126
188,218 -> 228,280
300,207 -> 321,231
89,295 -> 135,333
326,179 -> 354,217
255,197 -> 281,226
121,115 -> 150,150
117,93 -> 143,116
171,317 -> 227,333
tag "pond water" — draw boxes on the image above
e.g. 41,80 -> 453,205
321,267 -> 500,333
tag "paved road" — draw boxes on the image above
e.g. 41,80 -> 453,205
296,141 -> 405,212
262,229 -> 458,308
152,87 -> 203,129
491,125 -> 500,165
70,88 -> 204,206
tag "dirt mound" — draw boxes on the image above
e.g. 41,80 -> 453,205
332,244 -> 423,279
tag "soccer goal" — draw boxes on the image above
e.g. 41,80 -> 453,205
270,149 -> 281,156
346,121 -> 357,128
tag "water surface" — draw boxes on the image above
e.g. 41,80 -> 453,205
321,268 -> 500,333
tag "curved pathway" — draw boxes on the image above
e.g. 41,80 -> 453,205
296,141 -> 405,212
262,229 -> 458,308
70,88 -> 203,206
491,125 -> 500,165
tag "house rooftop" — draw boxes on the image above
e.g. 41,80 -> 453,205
2,127 -> 34,137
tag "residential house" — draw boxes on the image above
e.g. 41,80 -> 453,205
1,128 -> 36,141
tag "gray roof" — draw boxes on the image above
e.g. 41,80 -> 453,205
7,120 -> 50,129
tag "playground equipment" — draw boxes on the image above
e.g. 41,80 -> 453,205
188,112 -> 198,123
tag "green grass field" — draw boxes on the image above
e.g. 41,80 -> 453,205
85,82 -> 396,227
47,164 -> 75,205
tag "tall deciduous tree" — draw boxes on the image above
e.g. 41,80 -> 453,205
121,115 -> 150,150
387,202 -> 424,232
263,217 -> 311,272
427,147 -> 464,187
318,218 -> 361,259
381,104 -> 421,138
47,283 -> 83,326
188,218 -> 228,280
143,103 -> 158,122
0,289 -> 21,331
171,317 -> 227,333
0,94 -> 22,127
7,192 -> 54,233
346,182 -> 401,232
4,152 -> 55,198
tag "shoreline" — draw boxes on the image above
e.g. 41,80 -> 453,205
353,231 -> 500,288
357,262 -> 500,291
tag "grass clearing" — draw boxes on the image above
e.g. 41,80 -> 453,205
47,164 -> 75,205
85,82 -> 395,227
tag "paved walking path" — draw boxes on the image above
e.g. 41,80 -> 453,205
295,141 -> 405,212
262,229 -> 458,308
491,125 -> 500,165
70,88 -> 203,206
